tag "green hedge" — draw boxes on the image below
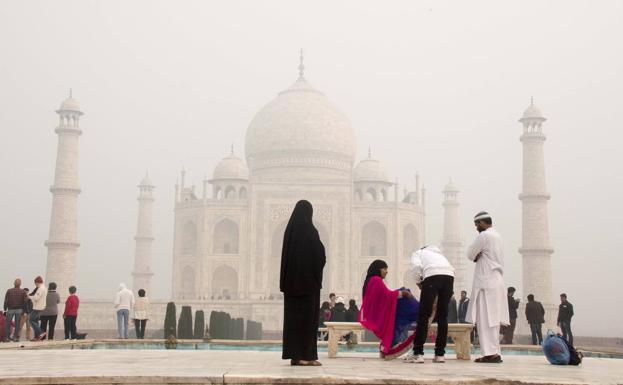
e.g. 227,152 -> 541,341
164,302 -> 177,339
194,310 -> 205,339
178,305 -> 193,339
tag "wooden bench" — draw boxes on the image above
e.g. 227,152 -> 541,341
324,322 -> 474,360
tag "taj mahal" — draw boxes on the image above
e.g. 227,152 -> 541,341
43,54 -> 553,333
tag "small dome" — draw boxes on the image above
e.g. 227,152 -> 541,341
520,99 -> 545,121
213,154 -> 249,180
58,96 -> 82,113
140,174 -> 153,187
353,157 -> 389,183
443,179 -> 458,192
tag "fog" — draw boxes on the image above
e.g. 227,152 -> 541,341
0,0 -> 621,337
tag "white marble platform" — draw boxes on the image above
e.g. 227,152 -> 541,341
0,346 -> 621,384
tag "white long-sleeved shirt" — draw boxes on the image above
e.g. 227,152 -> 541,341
466,227 -> 504,289
114,286 -> 135,311
410,246 -> 455,284
29,284 -> 48,311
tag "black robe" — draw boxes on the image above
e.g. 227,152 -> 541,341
280,200 -> 326,360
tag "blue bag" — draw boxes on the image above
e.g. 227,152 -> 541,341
542,330 -> 570,365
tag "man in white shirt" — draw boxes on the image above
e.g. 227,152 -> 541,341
114,283 -> 135,339
466,211 -> 509,363
404,246 -> 455,364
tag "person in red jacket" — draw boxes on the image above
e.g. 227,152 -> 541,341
63,286 -> 79,340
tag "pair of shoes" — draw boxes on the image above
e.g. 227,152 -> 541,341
433,355 -> 445,363
37,332 -> 47,341
403,352 -> 424,363
292,360 -> 322,366
475,354 -> 503,363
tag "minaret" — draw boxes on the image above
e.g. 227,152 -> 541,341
132,173 -> 155,295
441,179 -> 466,291
45,90 -> 83,294
518,98 -> 555,315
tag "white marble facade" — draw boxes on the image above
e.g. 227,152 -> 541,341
170,62 -> 428,330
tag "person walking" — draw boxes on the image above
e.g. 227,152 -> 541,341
133,289 -> 149,339
557,293 -> 574,345
39,282 -> 60,340
525,294 -> 545,345
458,291 -> 469,324
27,276 -> 48,341
63,286 -> 79,340
3,279 -> 27,342
404,245 -> 455,364
502,287 -> 519,344
465,212 -> 509,363
114,283 -> 135,339
280,200 -> 326,366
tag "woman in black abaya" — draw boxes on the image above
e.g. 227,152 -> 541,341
280,200 -> 326,366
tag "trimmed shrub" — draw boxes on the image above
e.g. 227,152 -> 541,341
164,302 -> 177,339
194,310 -> 205,339
178,305 -> 193,339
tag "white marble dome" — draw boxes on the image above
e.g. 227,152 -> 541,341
353,157 -> 389,183
58,96 -> 82,113
244,76 -> 356,174
521,102 -> 545,120
213,154 -> 249,180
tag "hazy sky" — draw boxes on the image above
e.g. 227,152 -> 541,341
1,0 -> 621,337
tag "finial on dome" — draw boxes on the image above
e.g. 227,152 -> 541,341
530,96 -> 534,106
298,49 -> 305,80
69,88 -> 73,98
230,143 -> 234,156
368,145 -> 372,159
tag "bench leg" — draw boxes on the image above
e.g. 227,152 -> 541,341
328,329 -> 339,358
453,333 -> 471,360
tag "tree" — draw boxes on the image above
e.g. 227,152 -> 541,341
178,305 -> 193,339
164,302 -> 177,339
194,310 -> 205,339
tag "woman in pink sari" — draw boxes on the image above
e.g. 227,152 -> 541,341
359,260 -> 420,359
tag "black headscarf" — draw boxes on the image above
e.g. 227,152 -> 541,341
279,200 -> 326,295
362,259 -> 388,297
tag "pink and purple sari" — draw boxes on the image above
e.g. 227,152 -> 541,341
359,276 -> 419,359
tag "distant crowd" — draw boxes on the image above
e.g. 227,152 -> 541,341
2,277 -> 151,342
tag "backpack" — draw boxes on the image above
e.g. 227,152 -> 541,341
543,330 -> 570,365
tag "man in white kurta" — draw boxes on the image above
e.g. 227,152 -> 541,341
466,211 -> 509,363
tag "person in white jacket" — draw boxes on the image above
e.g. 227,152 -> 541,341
28,276 -> 48,341
114,283 -> 135,339
403,245 -> 455,364
466,211 -> 509,363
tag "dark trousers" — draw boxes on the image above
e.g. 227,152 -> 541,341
560,320 -> 573,346
282,291 -> 320,361
40,315 -> 58,340
134,319 -> 147,339
64,316 -> 77,339
529,323 -> 543,345
412,275 -> 454,356
502,318 -> 517,344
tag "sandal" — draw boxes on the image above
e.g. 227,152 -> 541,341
475,355 -> 503,363
291,360 -> 322,366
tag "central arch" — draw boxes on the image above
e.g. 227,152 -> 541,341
212,265 -> 238,299
361,221 -> 387,256
213,219 -> 239,254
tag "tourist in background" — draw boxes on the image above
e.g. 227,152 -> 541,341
28,276 -> 48,341
458,291 -> 469,323
280,200 -> 326,366
114,283 -> 135,339
319,302 -> 332,327
525,294 -> 545,345
465,212 -> 509,363
448,294 -> 458,324
502,287 -> 519,344
63,286 -> 79,339
328,293 -> 336,309
345,299 -> 359,322
3,278 -> 27,342
133,289 -> 149,339
20,288 -> 32,341
39,282 -> 60,340
331,297 -> 346,322
404,246 -> 454,364
557,293 -> 574,346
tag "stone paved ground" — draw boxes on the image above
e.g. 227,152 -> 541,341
0,348 -> 621,385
